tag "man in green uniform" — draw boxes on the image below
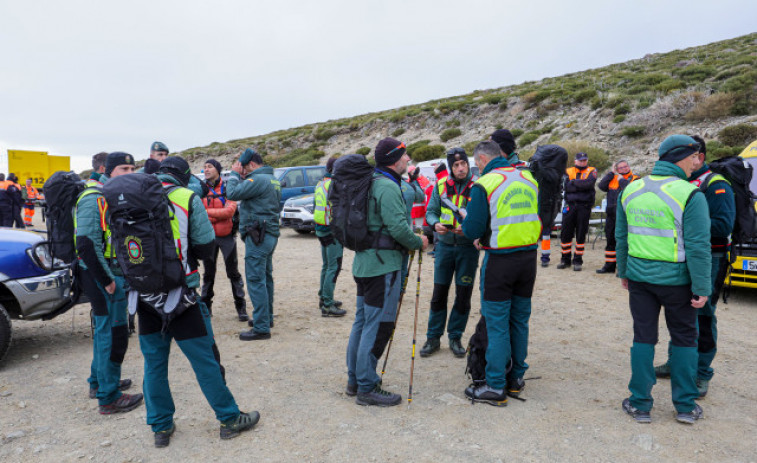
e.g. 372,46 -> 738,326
76,152 -> 143,414
420,147 -> 479,358
345,137 -> 428,406
654,135 -> 735,399
617,134 -> 711,425
227,148 -> 282,340
314,156 -> 346,317
133,157 -> 258,446
462,141 -> 540,406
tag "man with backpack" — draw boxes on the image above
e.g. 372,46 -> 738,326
420,147 -> 479,359
490,129 -> 525,167
227,148 -> 282,341
558,152 -> 597,271
654,135 -> 735,399
340,137 -> 429,407
462,141 -> 540,406
200,158 -> 248,322
314,156 -> 347,317
617,135 -> 711,425
142,141 -> 207,197
114,156 -> 259,447
75,152 -> 143,414
596,160 -> 639,274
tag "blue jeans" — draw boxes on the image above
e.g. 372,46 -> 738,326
346,271 -> 401,393
244,233 -> 278,333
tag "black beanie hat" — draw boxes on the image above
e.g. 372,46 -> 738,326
144,158 -> 161,175
105,152 -> 136,176
374,137 -> 406,166
159,156 -> 192,187
490,129 -> 516,155
326,156 -> 338,173
446,147 -> 469,168
205,158 -> 223,176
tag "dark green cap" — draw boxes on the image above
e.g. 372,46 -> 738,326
151,141 -> 169,153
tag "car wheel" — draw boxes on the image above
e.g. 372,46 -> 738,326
0,303 -> 12,365
295,230 -> 311,235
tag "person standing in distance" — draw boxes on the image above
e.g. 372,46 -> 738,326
226,149 -> 282,341
617,135 -> 711,425
462,141 -> 540,406
345,137 -> 429,407
596,160 -> 639,274
558,152 -> 597,271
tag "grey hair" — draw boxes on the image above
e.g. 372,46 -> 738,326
473,140 -> 502,161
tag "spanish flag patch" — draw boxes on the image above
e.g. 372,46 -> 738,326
715,189 -> 726,194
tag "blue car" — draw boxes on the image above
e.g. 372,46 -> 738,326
274,165 -> 327,210
0,228 -> 82,364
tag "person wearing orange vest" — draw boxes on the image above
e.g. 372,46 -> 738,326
557,152 -> 597,271
0,173 -> 14,227
22,179 -> 41,227
596,160 -> 639,274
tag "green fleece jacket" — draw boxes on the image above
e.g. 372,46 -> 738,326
353,169 -> 424,278
157,173 -> 216,288
425,170 -> 475,246
615,161 -> 712,296
226,166 -> 282,237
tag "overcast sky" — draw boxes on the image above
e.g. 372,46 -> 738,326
1,0 -> 755,173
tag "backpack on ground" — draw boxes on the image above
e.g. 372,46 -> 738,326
465,316 -> 514,385
43,171 -> 86,263
102,173 -> 184,294
328,154 -> 378,251
701,156 -> 757,245
529,144 -> 568,231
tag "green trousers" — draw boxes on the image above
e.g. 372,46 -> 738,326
317,235 -> 343,308
426,242 -> 479,341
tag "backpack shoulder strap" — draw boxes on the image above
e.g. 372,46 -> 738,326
698,173 -> 715,193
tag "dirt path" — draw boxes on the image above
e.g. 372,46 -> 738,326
1,227 -> 756,462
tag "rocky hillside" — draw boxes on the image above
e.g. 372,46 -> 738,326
179,32 -> 757,176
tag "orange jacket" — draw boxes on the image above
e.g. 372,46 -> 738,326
203,180 -> 237,237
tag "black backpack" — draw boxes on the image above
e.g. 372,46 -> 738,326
43,171 -> 86,263
328,154 -> 377,251
102,174 -> 184,294
529,145 -> 568,231
465,316 -> 512,385
702,156 -> 757,245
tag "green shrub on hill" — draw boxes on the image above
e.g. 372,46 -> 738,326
391,128 -> 406,137
518,132 -> 540,146
621,126 -> 646,137
718,123 -> 757,146
271,146 -> 325,167
314,128 -> 335,141
406,140 -> 431,157
613,115 -> 626,123
705,140 -> 744,161
557,141 -> 612,174
440,128 -> 462,142
356,147 -> 371,156
412,144 -> 446,162
721,70 -> 757,115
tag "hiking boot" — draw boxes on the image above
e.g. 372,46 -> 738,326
464,383 -> 508,407
89,378 -> 133,399
99,393 -> 144,415
696,378 -> 710,399
654,362 -> 671,379
676,404 -> 703,424
154,423 -> 175,448
622,398 -> 651,423
556,261 -> 570,269
235,304 -> 249,322
420,338 -> 440,357
345,382 -> 357,397
333,300 -> 343,308
595,264 -> 615,274
321,305 -> 347,317
449,339 -> 466,358
220,411 -> 260,439
507,377 -> 526,398
356,385 -> 402,407
573,263 -> 582,271
540,261 -> 549,268
239,329 -> 271,341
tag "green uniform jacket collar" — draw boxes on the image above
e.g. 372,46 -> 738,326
245,165 -> 274,180
651,161 -> 687,180
482,156 -> 511,175
156,173 -> 182,187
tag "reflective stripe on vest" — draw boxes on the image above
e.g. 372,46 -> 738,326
166,186 -> 194,276
75,186 -> 114,259
691,170 -> 730,189
314,178 -> 331,226
474,167 -> 540,249
437,178 -> 474,227
621,176 -> 698,263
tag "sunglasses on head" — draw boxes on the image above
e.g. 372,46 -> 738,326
385,142 -> 406,157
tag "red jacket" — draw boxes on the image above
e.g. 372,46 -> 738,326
203,180 -> 237,237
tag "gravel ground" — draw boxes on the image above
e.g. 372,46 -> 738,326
1,226 -> 756,463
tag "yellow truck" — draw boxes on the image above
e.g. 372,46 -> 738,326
725,140 -> 757,289
6,150 -> 70,189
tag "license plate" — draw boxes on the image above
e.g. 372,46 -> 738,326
283,212 -> 298,219
743,259 -> 757,271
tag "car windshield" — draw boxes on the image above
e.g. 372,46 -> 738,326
274,168 -> 286,179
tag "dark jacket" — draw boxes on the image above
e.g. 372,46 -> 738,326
598,171 -> 639,210
564,166 -> 597,204
226,166 -> 282,237
689,164 -> 736,250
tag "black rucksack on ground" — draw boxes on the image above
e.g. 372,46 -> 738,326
102,173 -> 184,294
43,171 -> 86,263
703,156 -> 757,245
529,145 -> 568,231
465,316 -> 513,386
328,154 -> 377,251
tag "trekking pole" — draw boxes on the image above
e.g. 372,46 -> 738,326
381,249 -> 415,379
408,250 -> 423,407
